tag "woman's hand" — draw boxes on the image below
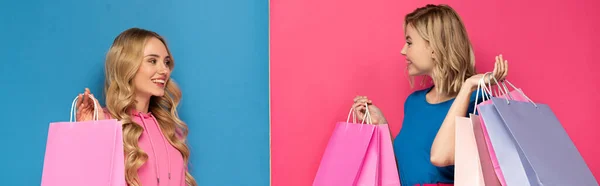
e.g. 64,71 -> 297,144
351,96 -> 387,124
75,88 -> 105,121
464,54 -> 508,90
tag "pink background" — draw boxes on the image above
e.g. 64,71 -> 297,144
270,0 -> 600,185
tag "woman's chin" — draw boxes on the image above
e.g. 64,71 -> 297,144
152,91 -> 165,97
407,69 -> 422,76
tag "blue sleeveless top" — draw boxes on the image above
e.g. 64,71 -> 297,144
393,87 -> 480,185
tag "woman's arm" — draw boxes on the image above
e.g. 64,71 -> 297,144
430,84 -> 474,167
430,55 -> 507,167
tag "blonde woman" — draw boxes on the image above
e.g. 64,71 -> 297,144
353,4 -> 508,186
76,28 -> 197,186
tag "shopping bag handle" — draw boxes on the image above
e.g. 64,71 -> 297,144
364,103 -> 373,125
474,72 -> 494,114
345,103 -> 373,125
474,72 -> 519,114
484,73 -> 537,108
474,73 -> 538,112
69,94 -> 99,122
346,107 -> 357,124
498,80 -> 537,108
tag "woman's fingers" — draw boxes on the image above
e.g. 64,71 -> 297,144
354,96 -> 368,103
83,89 -> 89,108
503,60 -> 508,80
493,56 -> 499,78
76,93 -> 83,108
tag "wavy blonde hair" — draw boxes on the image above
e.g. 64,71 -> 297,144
405,4 -> 476,96
103,28 -> 197,186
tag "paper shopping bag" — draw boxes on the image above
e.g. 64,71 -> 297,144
41,95 -> 125,186
356,126 -> 380,186
479,102 -> 533,186
355,124 -> 401,186
477,88 -> 528,186
313,113 -> 377,186
491,96 -> 598,186
471,114 -> 502,186
377,124 -> 400,186
314,104 -> 400,186
455,116 -> 485,186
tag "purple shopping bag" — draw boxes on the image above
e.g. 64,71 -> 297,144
471,114 -> 503,186
479,103 -> 533,186
491,96 -> 598,186
477,88 -> 529,186
313,107 -> 377,186
41,95 -> 125,186
480,79 -> 598,186
477,80 -> 534,186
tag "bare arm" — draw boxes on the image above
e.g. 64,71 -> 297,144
429,55 -> 508,167
430,84 -> 474,167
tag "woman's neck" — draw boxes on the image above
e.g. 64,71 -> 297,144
427,84 -> 454,104
134,94 -> 151,114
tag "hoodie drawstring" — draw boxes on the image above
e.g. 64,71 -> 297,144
139,113 -> 161,184
150,114 -> 172,181
138,112 -> 172,186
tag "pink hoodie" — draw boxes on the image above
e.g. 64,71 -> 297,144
105,109 -> 186,186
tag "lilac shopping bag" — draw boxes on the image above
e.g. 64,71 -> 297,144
313,106 -> 377,186
41,95 -> 125,186
478,80 -> 534,186
489,82 -> 598,185
477,84 -> 529,186
471,114 -> 501,186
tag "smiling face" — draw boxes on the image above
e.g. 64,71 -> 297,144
132,37 -> 173,98
400,24 -> 435,76
401,4 -> 477,95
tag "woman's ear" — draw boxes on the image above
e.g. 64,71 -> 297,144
426,42 -> 436,59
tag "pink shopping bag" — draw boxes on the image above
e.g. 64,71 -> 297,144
455,75 -> 503,186
41,95 -> 125,186
471,114 -> 501,186
314,105 -> 400,186
355,124 -> 401,186
377,124 -> 400,186
356,125 -> 380,186
455,116 -> 485,186
313,107 -> 377,186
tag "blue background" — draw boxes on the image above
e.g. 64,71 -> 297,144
0,0 -> 269,185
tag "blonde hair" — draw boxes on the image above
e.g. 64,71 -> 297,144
404,4 -> 476,96
103,28 -> 197,186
